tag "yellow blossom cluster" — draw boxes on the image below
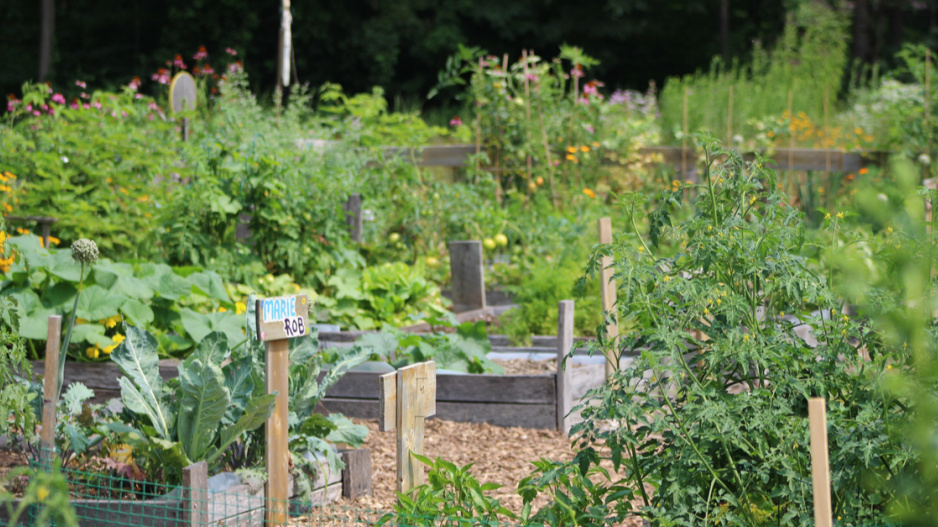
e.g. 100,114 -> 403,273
99,315 -> 122,328
86,333 -> 125,359
0,231 -> 13,273
769,110 -> 874,149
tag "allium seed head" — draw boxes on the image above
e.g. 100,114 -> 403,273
71,239 -> 99,265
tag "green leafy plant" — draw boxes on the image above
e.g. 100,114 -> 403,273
566,135 -> 909,526
379,454 -> 516,527
1,461 -> 77,527
107,326 -> 276,483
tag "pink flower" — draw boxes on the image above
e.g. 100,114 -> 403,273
199,64 -> 214,76
449,116 -> 462,127
570,64 -> 584,78
32,110 -> 41,116
70,99 -> 80,110
80,92 -> 89,99
525,73 -> 538,82
6,97 -> 20,112
121,110 -> 127,117
51,93 -> 65,105
147,101 -> 160,112
25,104 -> 32,112
128,76 -> 141,91
228,61 -> 243,73
151,68 -> 170,85
193,46 -> 208,60
75,80 -> 86,89
134,93 -> 143,99
91,101 -> 102,109
148,114 -> 154,121
225,47 -> 237,56
173,54 -> 187,69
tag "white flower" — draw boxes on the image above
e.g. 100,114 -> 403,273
918,153 -> 931,166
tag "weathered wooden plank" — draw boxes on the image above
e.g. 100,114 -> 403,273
340,449 -> 372,499
569,364 -> 605,400
40,316 -> 61,465
326,371 -> 555,404
809,398 -> 833,527
265,338 -> 290,525
378,372 -> 396,432
598,218 -> 619,378
182,462 -> 207,527
556,301 -> 575,434
449,241 -> 486,314
30,360 -> 178,403
320,399 -> 558,429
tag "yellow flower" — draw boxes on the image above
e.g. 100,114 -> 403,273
887,227 -> 893,234
749,196 -> 757,205
663,275 -> 671,282
637,246 -> 644,253
218,306 -> 228,313
836,212 -> 844,219
672,179 -> 681,188
817,186 -> 824,194
102,315 -> 120,329
235,302 -> 247,314
582,188 -> 595,198
112,333 -> 125,344
86,346 -> 99,359
591,141 -> 601,147
36,485 -> 49,502
716,298 -> 722,305
579,145 -> 590,153
824,213 -> 831,220
103,343 -> 116,354
48,236 -> 60,245
15,228 -> 29,235
3,203 -> 12,212
703,308 -> 709,315
566,146 -> 577,154
743,334 -> 749,342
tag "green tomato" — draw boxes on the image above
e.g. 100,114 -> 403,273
494,233 -> 508,247
483,238 -> 497,250
388,233 -> 401,244
425,256 -> 440,268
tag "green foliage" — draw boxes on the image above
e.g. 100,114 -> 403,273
1,461 -> 77,527
0,291 -> 35,439
379,454 -> 517,527
107,325 -> 276,483
0,236 -> 242,358
568,135 -> 909,525
660,2 -> 850,145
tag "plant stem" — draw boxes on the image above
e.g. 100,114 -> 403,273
56,261 -> 84,402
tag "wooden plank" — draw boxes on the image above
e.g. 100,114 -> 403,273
598,218 -> 619,378
397,363 -> 423,492
265,338 -> 290,525
378,372 -> 396,432
341,448 -> 373,499
449,241 -> 486,313
320,399 -> 558,430
327,370 -> 555,404
569,363 -> 605,400
182,461 -> 207,527
808,397 -> 833,527
556,301 -> 575,434
40,315 -> 62,465
343,194 -> 363,243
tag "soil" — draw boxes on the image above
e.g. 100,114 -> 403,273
0,448 -> 28,495
316,417 -> 644,526
491,357 -> 589,375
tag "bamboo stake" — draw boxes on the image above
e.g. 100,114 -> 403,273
535,78 -> 559,208
823,88 -> 831,179
727,85 -> 734,147
475,57 -> 483,172
523,50 -> 534,193
682,87 -> 689,177
808,398 -> 833,527
569,50 -> 580,190
927,48 -> 932,180
788,90 -> 796,199
598,218 -> 619,378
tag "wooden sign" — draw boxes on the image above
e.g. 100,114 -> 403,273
255,294 -> 310,341
169,71 -> 197,113
378,361 -> 437,493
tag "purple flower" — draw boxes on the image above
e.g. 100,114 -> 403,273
75,80 -> 86,89
225,47 -> 238,56
128,76 -> 141,91
173,54 -> 187,70
193,46 -> 208,60
449,116 -> 463,127
51,93 -> 65,105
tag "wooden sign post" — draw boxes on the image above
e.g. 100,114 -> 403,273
256,294 -> 310,526
556,301 -> 575,434
40,315 -> 62,467
378,361 -> 437,493
169,71 -> 197,141
808,397 -> 833,527
598,218 -> 619,378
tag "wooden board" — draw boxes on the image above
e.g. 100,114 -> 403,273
341,448 -> 373,499
30,360 -> 179,403
808,397 -> 833,527
378,372 -> 396,432
256,294 -> 310,341
265,339 -> 290,525
320,399 -> 558,430
326,371 -> 555,404
556,301 -> 575,434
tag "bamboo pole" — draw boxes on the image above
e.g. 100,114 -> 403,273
523,50 -> 534,193
598,218 -> 619,378
535,77 -> 559,208
475,57 -> 483,172
727,85 -> 734,147
788,90 -> 795,198
682,87 -> 689,177
823,89 -> 831,178
808,398 -> 833,527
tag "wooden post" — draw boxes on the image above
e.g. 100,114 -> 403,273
340,449 -> 372,499
727,85 -> 734,147
823,89 -> 831,177
378,361 -> 437,493
344,193 -> 363,243
808,397 -> 833,527
257,294 -> 310,526
598,218 -> 619,378
448,241 -> 486,313
40,315 -> 62,467
535,82 -> 559,208
182,461 -> 208,527
788,90 -> 795,198
522,50 -> 534,192
682,87 -> 689,177
556,301 -> 575,434
475,57 -> 484,171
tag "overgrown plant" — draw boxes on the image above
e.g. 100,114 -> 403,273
561,135 -> 909,525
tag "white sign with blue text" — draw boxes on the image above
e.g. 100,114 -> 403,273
255,294 -> 310,341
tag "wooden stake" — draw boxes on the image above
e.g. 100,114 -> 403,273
788,90 -> 795,198
182,461 -> 208,527
598,218 -> 619,378
378,361 -> 437,493
535,83 -> 559,208
475,57 -> 484,172
823,89 -> 831,176
523,50 -> 534,191
727,85 -> 734,147
40,315 -> 62,466
682,87 -> 689,177
265,337 -> 289,525
556,301 -> 575,434
808,397 -> 833,527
